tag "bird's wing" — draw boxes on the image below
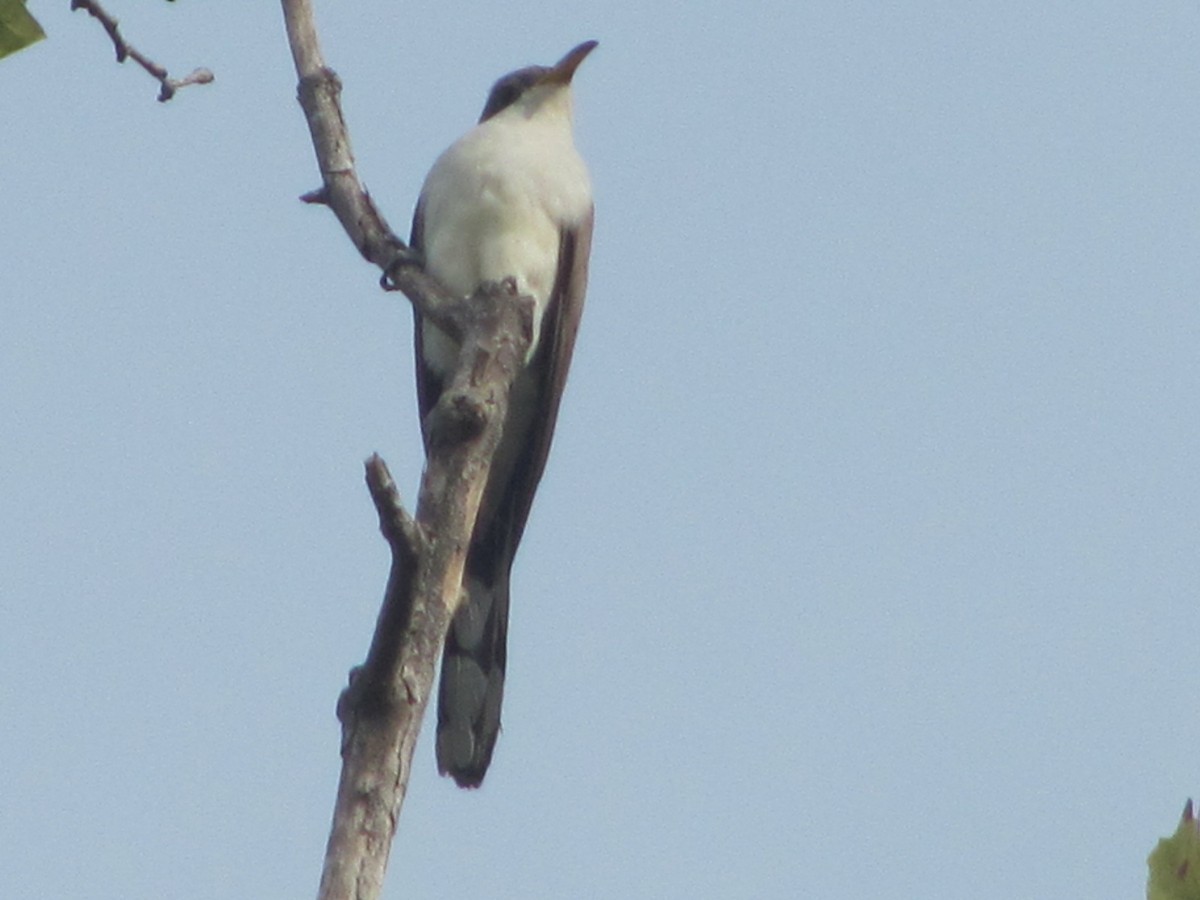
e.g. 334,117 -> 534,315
410,201 -> 594,557
409,197 -> 444,449
487,203 -> 594,557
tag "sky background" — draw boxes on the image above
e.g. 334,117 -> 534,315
3,2 -> 1199,898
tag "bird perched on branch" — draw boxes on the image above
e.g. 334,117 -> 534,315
410,41 -> 597,788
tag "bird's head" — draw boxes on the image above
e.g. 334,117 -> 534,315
478,40 -> 597,123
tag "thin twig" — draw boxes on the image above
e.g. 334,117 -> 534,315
71,0 -> 213,101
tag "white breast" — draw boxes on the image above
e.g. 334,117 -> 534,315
417,87 -> 592,376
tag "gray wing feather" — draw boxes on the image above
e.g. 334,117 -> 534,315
433,206 -> 594,787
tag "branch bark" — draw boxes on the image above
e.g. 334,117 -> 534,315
280,2 -> 534,899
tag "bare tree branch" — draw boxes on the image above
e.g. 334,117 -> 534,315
283,2 -> 468,340
70,0 -> 213,101
280,2 -> 535,898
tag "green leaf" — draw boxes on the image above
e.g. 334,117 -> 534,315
1149,801 -> 1200,900
0,0 -> 45,61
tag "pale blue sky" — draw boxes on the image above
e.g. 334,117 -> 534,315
3,2 -> 1199,897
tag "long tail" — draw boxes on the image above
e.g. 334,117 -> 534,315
436,569 -> 510,788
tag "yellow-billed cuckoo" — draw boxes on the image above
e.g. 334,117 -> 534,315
410,41 -> 596,787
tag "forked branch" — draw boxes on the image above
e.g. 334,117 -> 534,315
71,0 -> 213,101
280,2 -> 534,899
